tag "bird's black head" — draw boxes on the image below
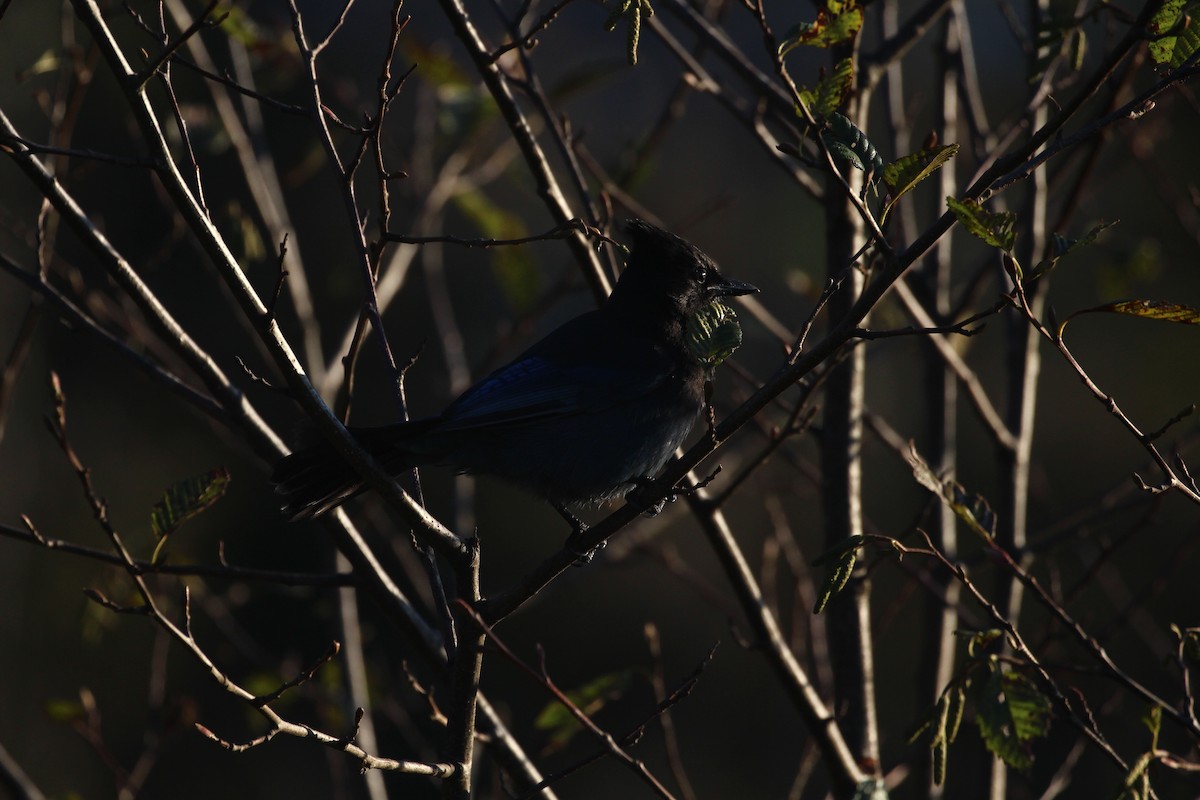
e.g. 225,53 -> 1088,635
609,219 -> 757,321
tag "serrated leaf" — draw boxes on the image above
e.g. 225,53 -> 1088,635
150,468 -> 230,563
1058,299 -> 1200,337
812,536 -> 862,614
826,138 -> 863,170
946,197 -> 1017,253
881,144 -> 958,222
534,671 -> 632,750
1170,11 -> 1200,67
823,113 -> 883,178
452,189 -> 541,313
974,668 -> 1052,772
1147,0 -> 1191,65
686,301 -> 743,369
906,444 -> 997,541
779,0 -> 863,55
1028,219 -> 1118,281
798,58 -> 854,118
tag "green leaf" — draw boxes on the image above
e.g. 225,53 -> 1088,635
779,0 -> 863,55
812,535 -> 863,614
150,468 -> 230,563
1170,10 -> 1200,67
1059,299 -> 1200,337
906,444 -> 997,541
534,671 -> 632,750
973,667 -> 1052,772
1147,0 -> 1194,66
946,197 -> 1017,253
823,113 -> 883,178
798,58 -> 854,118
686,301 -> 743,370
880,144 -> 958,222
452,189 -> 542,314
1028,219 -> 1117,282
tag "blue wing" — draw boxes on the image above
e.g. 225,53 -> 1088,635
439,355 -> 666,432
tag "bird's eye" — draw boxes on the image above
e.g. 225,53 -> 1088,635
693,265 -> 708,284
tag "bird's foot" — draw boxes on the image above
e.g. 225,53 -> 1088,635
567,527 -> 606,566
629,466 -> 724,516
554,503 -> 603,566
628,477 -> 669,516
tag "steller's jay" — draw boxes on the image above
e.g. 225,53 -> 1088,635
272,219 -> 756,530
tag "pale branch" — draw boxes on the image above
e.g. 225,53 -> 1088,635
435,0 -> 612,302
385,218 -> 618,250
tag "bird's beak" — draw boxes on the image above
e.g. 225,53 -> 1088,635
710,275 -> 758,298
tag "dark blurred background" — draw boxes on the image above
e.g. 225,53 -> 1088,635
2,0 -> 1199,798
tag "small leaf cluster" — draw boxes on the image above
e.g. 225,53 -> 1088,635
912,633 -> 1053,786
1148,1 -> 1200,69
778,0 -> 862,57
150,467 -> 231,564
907,445 -> 997,542
822,113 -> 883,181
946,197 -> 1017,254
880,145 -> 958,223
686,301 -> 744,371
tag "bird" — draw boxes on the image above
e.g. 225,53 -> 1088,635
272,219 -> 757,532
